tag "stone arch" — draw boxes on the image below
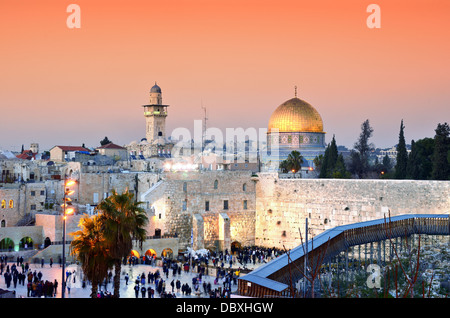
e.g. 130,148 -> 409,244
145,249 -> 157,258
44,237 -> 52,248
19,237 -> 33,250
162,248 -> 173,258
130,250 -> 140,258
231,241 -> 242,254
0,238 -> 14,252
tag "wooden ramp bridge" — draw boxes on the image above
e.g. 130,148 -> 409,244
237,214 -> 450,298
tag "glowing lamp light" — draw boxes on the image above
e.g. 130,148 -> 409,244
65,207 -> 75,215
65,180 -> 76,187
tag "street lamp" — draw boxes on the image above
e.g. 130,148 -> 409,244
61,177 -> 76,298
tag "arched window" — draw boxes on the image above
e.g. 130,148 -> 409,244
9,200 -> 13,208
1,200 -> 5,209
1,220 -> 5,227
183,182 -> 187,193
214,180 -> 218,189
243,183 -> 247,192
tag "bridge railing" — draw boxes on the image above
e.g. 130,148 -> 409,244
238,214 -> 449,297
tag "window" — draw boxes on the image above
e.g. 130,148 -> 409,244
182,200 -> 187,211
40,190 -> 45,196
223,200 -> 229,210
1,200 -> 5,209
30,205 -> 36,210
9,200 -> 13,208
243,183 -> 247,191
183,182 -> 187,193
31,191 -> 35,196
205,201 -> 210,211
243,200 -> 248,210
214,180 -> 218,189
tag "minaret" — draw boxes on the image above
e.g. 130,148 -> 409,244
143,82 -> 169,144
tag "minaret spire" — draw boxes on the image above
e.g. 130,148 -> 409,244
295,85 -> 297,98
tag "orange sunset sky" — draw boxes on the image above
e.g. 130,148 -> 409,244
1,0 -> 449,151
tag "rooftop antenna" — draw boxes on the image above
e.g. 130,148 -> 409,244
201,100 -> 207,152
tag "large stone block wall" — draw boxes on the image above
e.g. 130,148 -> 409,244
255,173 -> 450,249
143,170 -> 257,251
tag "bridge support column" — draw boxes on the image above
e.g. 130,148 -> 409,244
192,214 -> 204,251
218,213 -> 230,252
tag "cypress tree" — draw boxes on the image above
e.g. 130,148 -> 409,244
319,135 -> 339,178
394,120 -> 408,179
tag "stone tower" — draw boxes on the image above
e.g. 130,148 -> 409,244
143,83 -> 169,144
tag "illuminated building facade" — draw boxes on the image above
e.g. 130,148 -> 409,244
264,91 -> 326,172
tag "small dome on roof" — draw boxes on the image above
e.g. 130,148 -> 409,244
150,82 -> 161,93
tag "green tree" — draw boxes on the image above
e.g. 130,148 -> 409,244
350,119 -> 374,178
97,190 -> 148,298
431,122 -> 450,180
70,214 -> 114,298
382,154 -> 392,172
313,154 -> 324,174
406,138 -> 434,180
319,135 -> 338,178
280,150 -> 304,173
279,160 -> 289,173
331,154 -> 351,178
100,136 -> 112,146
394,120 -> 408,179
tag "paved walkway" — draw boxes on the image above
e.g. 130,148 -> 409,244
0,260 -> 262,298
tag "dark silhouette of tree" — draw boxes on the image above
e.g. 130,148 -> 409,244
319,136 -> 350,178
96,190 -> 148,298
331,154 -> 351,178
382,154 -> 392,172
280,150 -> 304,173
100,136 -> 112,146
395,120 -> 408,179
313,154 -> 324,174
319,135 -> 338,178
406,138 -> 434,180
350,119 -> 374,178
431,122 -> 450,180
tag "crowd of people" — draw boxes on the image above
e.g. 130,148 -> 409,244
1,245 -> 286,298
1,254 -> 59,298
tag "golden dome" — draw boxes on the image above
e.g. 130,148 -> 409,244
268,97 -> 323,133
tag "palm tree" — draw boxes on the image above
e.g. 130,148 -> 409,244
96,189 -> 148,298
69,214 -> 113,298
285,150 -> 304,173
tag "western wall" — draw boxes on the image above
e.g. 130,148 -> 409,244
254,173 -> 450,250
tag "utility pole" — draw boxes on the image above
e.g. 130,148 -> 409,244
304,218 -> 308,297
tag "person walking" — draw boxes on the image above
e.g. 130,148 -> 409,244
53,279 -> 58,296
